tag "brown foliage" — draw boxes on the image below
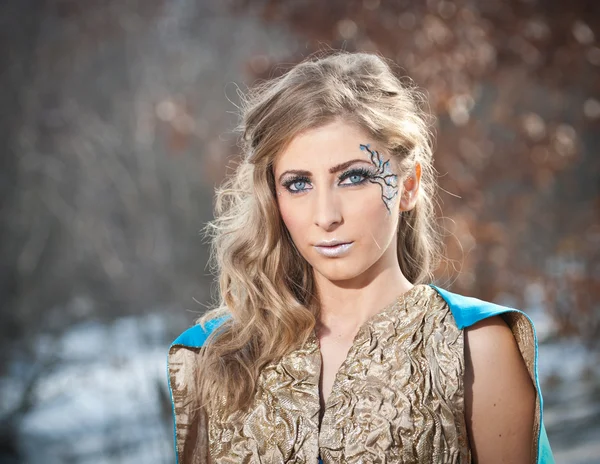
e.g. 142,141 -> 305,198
231,0 -> 600,344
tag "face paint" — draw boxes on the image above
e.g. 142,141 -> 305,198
359,144 -> 399,213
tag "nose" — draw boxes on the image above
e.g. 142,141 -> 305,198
314,187 -> 342,231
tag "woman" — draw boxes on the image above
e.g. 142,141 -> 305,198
167,52 -> 555,463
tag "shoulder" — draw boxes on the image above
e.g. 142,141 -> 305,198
463,314 -> 537,462
170,314 -> 231,349
429,284 -> 554,463
463,315 -> 532,382
427,284 -> 534,399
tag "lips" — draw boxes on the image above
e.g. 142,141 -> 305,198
314,240 -> 351,247
313,241 -> 354,257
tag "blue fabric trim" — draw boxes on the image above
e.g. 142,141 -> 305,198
429,284 -> 555,463
538,423 -> 554,464
429,284 -> 516,329
170,314 -> 231,348
167,314 -> 231,463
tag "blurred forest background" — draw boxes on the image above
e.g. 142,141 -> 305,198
1,0 -> 599,462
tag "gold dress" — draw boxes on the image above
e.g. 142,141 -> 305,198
168,284 -> 548,463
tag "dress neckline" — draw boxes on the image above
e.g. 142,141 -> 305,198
310,283 -> 425,346
309,284 -> 427,432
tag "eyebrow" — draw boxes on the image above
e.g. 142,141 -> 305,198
277,159 -> 372,183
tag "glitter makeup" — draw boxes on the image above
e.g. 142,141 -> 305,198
359,144 -> 399,213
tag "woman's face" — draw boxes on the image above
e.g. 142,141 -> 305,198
273,119 -> 419,284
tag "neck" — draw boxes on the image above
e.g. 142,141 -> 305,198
313,261 -> 414,334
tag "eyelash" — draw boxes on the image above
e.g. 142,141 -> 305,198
281,167 -> 374,194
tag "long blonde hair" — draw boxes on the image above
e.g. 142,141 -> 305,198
197,51 -> 441,415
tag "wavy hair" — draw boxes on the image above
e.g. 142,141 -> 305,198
196,51 -> 442,415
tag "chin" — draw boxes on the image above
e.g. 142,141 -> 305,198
311,259 -> 367,282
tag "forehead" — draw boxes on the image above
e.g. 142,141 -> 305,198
274,120 -> 374,173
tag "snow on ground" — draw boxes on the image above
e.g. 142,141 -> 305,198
14,313 -> 179,463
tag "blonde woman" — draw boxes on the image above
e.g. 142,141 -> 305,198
167,52 -> 555,463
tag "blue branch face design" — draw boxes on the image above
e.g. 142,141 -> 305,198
359,144 -> 399,213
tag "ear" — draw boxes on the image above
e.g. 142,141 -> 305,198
399,162 -> 422,212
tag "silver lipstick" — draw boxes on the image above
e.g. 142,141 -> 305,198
313,240 -> 354,258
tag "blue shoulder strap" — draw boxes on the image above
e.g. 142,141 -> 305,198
170,314 -> 230,348
430,284 -> 522,329
430,284 -> 555,464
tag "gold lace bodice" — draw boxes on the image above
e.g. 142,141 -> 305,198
202,285 -> 470,463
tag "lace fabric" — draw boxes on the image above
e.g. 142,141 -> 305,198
207,284 -> 471,463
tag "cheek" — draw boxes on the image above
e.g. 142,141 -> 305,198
348,190 -> 398,242
278,198 -> 307,240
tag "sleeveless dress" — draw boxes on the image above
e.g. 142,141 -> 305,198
167,284 -> 555,463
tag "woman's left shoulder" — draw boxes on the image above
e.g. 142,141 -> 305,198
428,283 -> 556,464
463,315 -> 530,379
463,314 -> 539,463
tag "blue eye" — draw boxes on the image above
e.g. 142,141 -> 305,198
339,168 -> 373,186
282,176 -> 312,194
290,181 -> 307,191
347,174 -> 364,184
